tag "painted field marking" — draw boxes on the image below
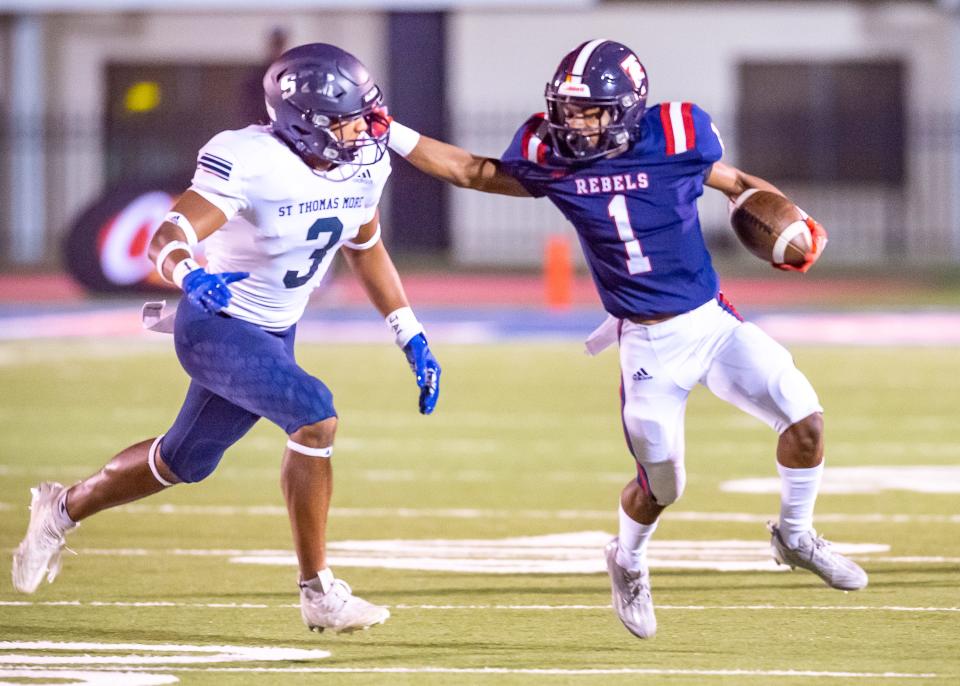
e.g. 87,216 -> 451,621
4,501 -> 958,524
8,531 -> 886,574
2,600 -> 957,613
0,641 -> 330,665
723,466 -> 960,495
0,641 -> 331,686
0,670 -> 177,686
4,306 -> 960,347
230,531 -> 888,574
1,665 -> 937,679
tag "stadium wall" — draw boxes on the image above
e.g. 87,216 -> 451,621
447,2 -> 957,266
1,2 -> 957,268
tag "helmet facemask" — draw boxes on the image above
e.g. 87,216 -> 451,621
268,81 -> 388,169
545,88 -> 641,163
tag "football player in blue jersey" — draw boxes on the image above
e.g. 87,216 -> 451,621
12,44 -> 440,634
385,39 -> 862,640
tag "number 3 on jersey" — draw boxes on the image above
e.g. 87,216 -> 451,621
284,217 -> 343,289
608,194 -> 652,274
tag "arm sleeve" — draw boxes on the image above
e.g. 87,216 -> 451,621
498,115 -> 552,198
188,132 -> 250,220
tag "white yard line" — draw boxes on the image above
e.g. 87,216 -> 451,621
2,600 -> 957,613
4,501 -> 958,524
0,641 -> 329,664
0,665 -> 937,679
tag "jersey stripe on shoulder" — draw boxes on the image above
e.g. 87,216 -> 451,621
198,152 -> 233,180
659,102 -> 696,156
520,112 -> 548,165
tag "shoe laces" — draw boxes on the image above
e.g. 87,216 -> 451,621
803,530 -> 842,565
328,578 -> 353,599
620,568 -> 651,603
39,520 -> 67,549
302,577 -> 354,601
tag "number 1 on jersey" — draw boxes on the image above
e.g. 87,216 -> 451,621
608,194 -> 652,274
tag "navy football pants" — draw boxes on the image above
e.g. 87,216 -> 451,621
160,298 -> 336,483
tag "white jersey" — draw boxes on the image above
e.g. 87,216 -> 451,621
189,125 -> 390,331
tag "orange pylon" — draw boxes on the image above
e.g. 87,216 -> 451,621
544,234 -> 573,309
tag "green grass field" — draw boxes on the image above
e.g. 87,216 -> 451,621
1,339 -> 958,685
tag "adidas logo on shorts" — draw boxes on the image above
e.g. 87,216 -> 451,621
632,368 -> 653,381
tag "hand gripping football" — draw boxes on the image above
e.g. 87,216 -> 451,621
729,189 -> 813,269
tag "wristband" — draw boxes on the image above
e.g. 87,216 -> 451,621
172,258 -> 202,289
155,241 -> 193,280
387,122 -> 421,158
386,306 -> 424,348
163,212 -> 199,245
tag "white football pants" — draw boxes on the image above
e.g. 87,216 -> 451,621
617,297 -> 822,506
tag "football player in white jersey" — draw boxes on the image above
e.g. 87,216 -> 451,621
12,44 -> 440,634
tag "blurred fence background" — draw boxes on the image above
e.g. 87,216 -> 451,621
2,1 -> 960,278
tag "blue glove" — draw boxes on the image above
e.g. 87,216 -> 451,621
181,268 -> 249,314
403,332 -> 441,415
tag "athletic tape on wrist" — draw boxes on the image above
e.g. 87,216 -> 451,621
155,241 -> 194,279
388,122 -> 421,157
386,306 -> 424,348
172,257 -> 202,288
163,212 -> 199,245
286,439 -> 333,458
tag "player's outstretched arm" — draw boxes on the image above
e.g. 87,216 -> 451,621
148,191 -> 248,313
341,210 -> 441,415
388,121 -> 530,197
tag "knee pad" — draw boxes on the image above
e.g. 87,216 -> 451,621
770,365 -> 822,434
641,460 -> 686,506
159,435 -> 228,484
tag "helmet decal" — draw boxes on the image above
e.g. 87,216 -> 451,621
567,38 -> 609,84
619,54 -> 647,94
557,82 -> 592,97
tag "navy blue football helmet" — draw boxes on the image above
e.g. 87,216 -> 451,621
263,43 -> 389,168
544,39 -> 649,162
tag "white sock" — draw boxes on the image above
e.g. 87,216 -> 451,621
777,461 -> 824,547
301,567 -> 335,593
614,503 -> 658,572
54,490 -> 77,532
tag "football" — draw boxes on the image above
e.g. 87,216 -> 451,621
729,189 -> 812,268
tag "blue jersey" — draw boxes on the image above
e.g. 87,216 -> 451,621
500,102 -> 724,319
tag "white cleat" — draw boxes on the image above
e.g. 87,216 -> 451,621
604,537 -> 657,639
300,570 -> 390,634
768,521 -> 868,591
12,482 -> 74,594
